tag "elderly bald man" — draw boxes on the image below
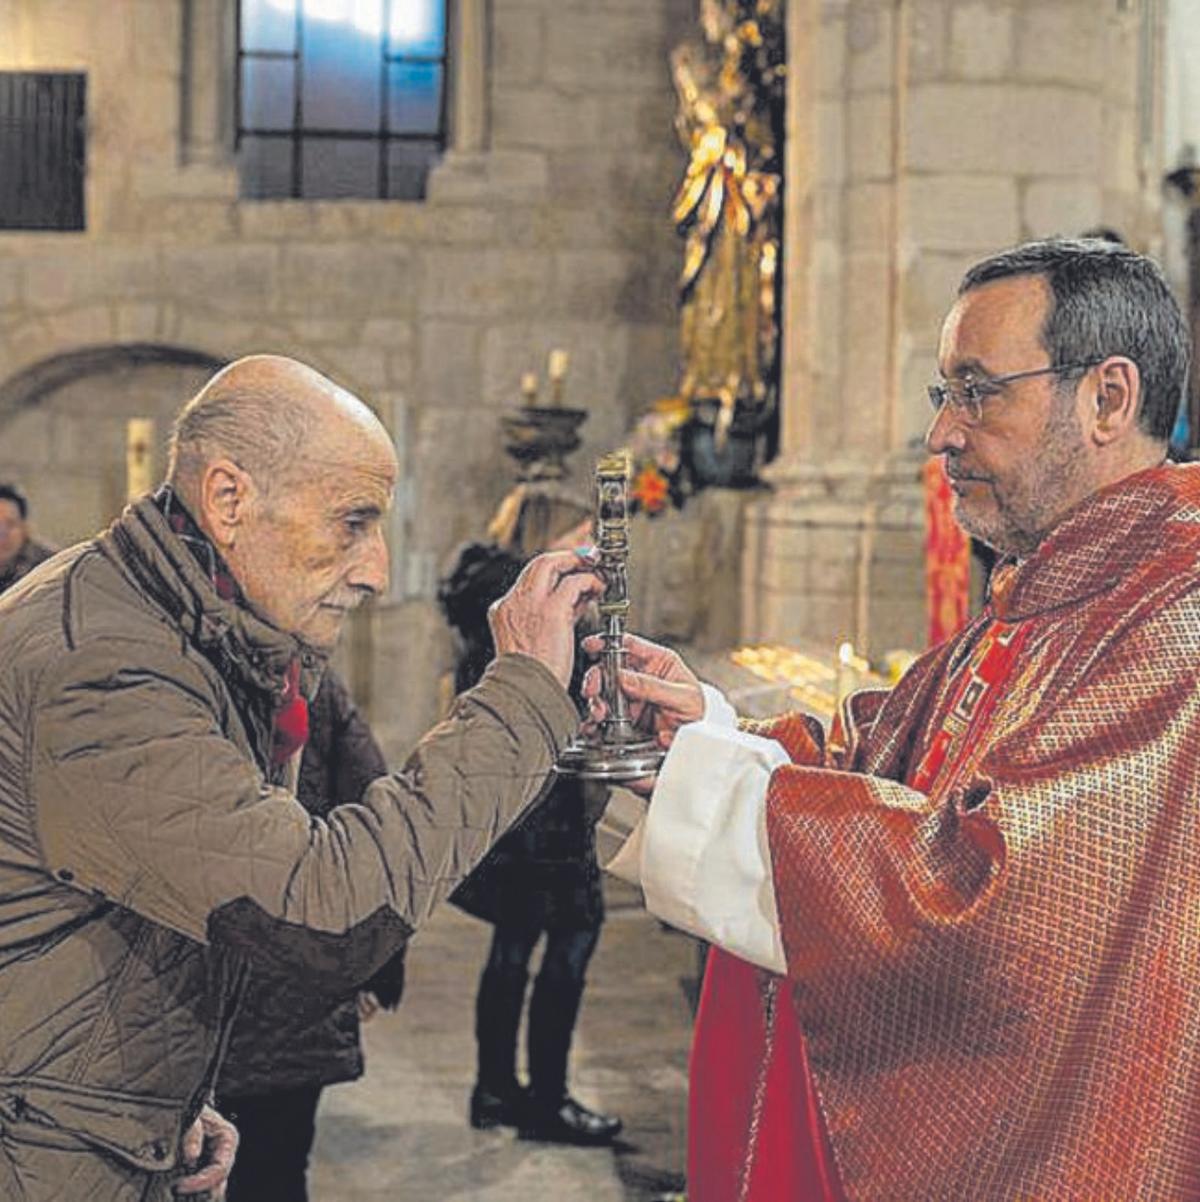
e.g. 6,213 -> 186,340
0,356 -> 601,1202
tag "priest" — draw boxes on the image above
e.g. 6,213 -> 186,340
599,238 -> 1200,1200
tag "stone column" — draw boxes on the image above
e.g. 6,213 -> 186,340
451,0 -> 488,153
180,0 -> 237,170
425,0 -> 524,202
779,0 -> 817,457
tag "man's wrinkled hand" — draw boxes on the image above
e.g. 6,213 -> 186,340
581,632 -> 704,795
357,991 -> 381,1023
175,1104 -> 238,1199
489,549 -> 604,688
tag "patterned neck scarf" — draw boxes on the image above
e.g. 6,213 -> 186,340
153,486 -> 309,766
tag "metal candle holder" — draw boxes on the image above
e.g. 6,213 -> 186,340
557,453 -> 666,782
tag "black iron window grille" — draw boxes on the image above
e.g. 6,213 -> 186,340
0,72 -> 86,231
236,0 -> 448,200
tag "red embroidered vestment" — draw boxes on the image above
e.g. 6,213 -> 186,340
690,464 -> 1200,1200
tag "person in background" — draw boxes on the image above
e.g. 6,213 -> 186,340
0,481 -> 54,594
598,238 -> 1200,1200
216,666 -> 408,1202
441,484 -> 623,1146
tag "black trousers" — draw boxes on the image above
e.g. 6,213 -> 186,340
217,1084 -> 323,1202
475,918 -> 601,1103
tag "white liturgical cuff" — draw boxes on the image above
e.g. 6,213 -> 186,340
608,682 -> 787,975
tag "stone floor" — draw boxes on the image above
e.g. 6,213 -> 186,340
309,873 -> 699,1202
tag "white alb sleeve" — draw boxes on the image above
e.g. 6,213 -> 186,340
638,713 -> 788,974
605,682 -> 736,887
700,682 -> 739,728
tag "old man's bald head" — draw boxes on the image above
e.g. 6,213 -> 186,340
167,355 -> 398,650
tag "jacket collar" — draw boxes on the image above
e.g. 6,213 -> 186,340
990,461 -> 1200,620
100,495 -> 325,699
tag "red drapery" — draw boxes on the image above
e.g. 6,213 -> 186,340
922,455 -> 971,646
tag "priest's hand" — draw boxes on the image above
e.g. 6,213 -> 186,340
490,549 -> 604,688
581,633 -> 704,795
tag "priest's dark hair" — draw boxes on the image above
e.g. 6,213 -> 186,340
960,238 -> 1190,443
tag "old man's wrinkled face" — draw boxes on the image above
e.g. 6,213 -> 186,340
233,431 -> 398,651
0,499 -> 27,567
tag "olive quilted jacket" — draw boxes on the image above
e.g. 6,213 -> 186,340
0,498 -> 573,1200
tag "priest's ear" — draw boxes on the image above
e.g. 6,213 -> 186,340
1087,356 -> 1141,446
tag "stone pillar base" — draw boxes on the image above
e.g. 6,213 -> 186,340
742,450 -> 927,660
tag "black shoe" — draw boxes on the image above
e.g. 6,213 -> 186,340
469,1083 -> 529,1130
518,1094 -> 623,1145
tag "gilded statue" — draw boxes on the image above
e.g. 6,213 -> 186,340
671,0 -> 784,454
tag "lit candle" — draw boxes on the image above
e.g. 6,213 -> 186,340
547,348 -> 569,406
520,371 -> 539,406
835,640 -> 855,705
126,418 -> 155,501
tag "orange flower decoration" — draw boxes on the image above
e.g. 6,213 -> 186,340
632,463 -> 670,513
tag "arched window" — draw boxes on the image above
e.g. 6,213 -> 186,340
236,0 -> 448,199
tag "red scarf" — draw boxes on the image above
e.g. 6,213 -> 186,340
271,658 -> 310,767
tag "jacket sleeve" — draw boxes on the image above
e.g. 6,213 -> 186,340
29,642 -> 576,983
363,944 -> 407,1009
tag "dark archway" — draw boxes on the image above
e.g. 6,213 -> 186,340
0,342 -> 228,547
0,343 -> 226,426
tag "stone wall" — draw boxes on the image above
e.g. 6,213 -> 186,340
0,0 -> 691,755
752,0 -> 1165,662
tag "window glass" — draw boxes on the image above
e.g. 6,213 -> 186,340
389,0 -> 445,56
387,61 -> 442,136
237,0 -> 447,200
0,72 -> 86,230
300,6 -> 382,131
386,140 -> 441,200
301,137 -> 379,198
241,58 -> 295,130
242,0 -> 297,53
238,136 -> 293,199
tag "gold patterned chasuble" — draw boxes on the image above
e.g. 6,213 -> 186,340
741,465 -> 1200,1200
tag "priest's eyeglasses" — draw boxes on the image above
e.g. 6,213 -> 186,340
927,360 -> 1102,426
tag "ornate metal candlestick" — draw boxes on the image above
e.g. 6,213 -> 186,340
557,453 -> 666,782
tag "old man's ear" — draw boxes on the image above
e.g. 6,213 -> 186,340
200,459 -> 254,550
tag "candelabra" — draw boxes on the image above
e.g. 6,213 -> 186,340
500,351 -> 586,481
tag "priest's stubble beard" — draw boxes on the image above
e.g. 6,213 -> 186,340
954,386 -> 1091,559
